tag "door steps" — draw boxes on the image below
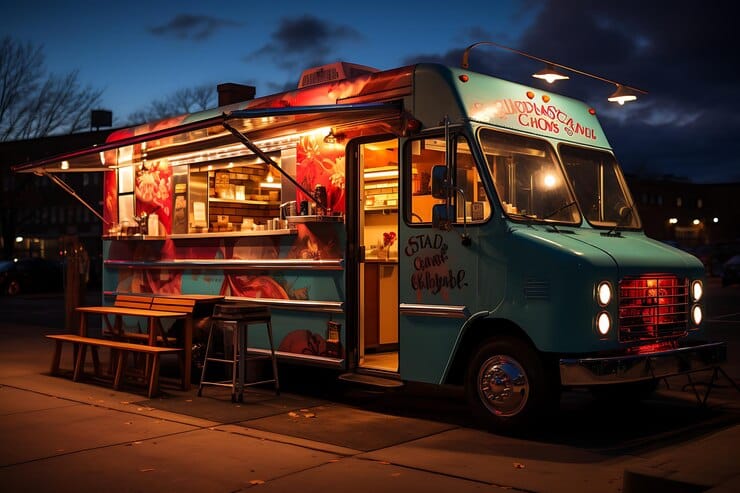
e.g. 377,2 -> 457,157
338,372 -> 404,389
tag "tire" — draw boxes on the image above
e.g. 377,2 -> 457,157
465,336 -> 558,434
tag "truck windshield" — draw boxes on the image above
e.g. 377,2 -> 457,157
479,128 -> 580,225
558,144 -> 641,229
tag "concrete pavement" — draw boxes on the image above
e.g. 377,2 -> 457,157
1,291 -> 739,492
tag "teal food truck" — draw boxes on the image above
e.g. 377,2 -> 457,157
14,54 -> 725,431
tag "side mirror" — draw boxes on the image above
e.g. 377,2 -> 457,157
431,165 -> 448,199
432,204 -> 449,230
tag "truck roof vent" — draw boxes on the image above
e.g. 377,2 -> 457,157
298,61 -> 379,89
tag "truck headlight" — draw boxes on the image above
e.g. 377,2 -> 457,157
596,281 -> 612,306
596,311 -> 611,336
691,280 -> 703,302
692,305 -> 703,326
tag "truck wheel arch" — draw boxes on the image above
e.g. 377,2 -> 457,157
444,316 -> 535,386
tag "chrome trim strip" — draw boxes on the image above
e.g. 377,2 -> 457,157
250,348 -> 345,368
224,296 -> 344,313
559,341 -> 727,386
104,259 -> 344,270
102,292 -> 344,313
399,303 -> 469,318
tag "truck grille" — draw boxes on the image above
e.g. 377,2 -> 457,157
618,275 -> 689,343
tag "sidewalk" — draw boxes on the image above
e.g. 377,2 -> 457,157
1,313 -> 739,492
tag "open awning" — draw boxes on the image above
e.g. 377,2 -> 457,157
12,101 -> 404,174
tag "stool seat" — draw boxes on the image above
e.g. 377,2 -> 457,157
197,303 -> 279,402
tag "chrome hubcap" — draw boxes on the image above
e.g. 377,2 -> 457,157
477,355 -> 529,417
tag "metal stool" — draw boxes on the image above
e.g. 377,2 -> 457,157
197,303 -> 280,402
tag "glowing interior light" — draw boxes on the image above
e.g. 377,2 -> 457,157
692,219 -> 700,225
543,173 -> 557,188
61,160 -> 69,170
713,217 -> 719,223
668,217 -> 678,224
597,312 -> 611,335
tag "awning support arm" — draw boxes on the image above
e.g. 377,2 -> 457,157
40,172 -> 110,224
222,120 -> 324,209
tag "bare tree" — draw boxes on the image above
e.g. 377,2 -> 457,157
127,84 -> 216,124
0,37 -> 104,141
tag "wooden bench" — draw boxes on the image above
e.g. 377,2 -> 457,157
46,334 -> 182,398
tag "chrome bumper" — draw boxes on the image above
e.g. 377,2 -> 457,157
559,341 -> 726,386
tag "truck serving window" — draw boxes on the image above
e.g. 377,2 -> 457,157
479,129 -> 580,225
559,144 -> 641,229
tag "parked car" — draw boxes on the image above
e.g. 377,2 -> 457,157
0,258 -> 64,296
722,254 -> 740,287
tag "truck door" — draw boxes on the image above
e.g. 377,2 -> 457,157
398,134 -> 488,384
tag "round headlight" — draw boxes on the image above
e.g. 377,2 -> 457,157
597,281 -> 612,306
692,305 -> 703,326
597,312 -> 611,336
691,280 -> 703,302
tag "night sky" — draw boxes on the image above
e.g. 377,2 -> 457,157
2,0 -> 737,183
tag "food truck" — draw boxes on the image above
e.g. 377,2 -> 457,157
13,56 -> 726,431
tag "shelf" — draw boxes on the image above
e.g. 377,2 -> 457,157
209,198 -> 280,205
286,215 -> 345,223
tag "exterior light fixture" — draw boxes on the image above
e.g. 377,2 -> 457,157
608,85 -> 639,105
61,160 -> 69,170
668,217 -> 678,224
713,217 -> 719,223
460,40 -> 647,104
692,219 -> 700,225
532,64 -> 570,84
323,129 -> 344,144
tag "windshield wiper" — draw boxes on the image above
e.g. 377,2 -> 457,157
602,205 -> 634,237
543,201 -> 578,220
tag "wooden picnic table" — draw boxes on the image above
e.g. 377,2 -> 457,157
76,294 -> 224,390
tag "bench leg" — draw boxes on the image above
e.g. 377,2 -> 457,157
50,340 -> 63,375
73,344 -> 87,382
114,351 -> 127,390
147,354 -> 160,398
91,347 -> 101,377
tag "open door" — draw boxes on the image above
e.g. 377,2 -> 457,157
354,137 -> 400,373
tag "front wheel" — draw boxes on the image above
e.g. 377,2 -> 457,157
465,336 -> 558,433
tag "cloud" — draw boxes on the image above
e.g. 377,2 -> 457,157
514,0 -> 738,182
247,14 -> 361,70
149,14 -> 241,41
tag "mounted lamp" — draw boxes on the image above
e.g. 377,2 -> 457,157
461,40 -> 647,105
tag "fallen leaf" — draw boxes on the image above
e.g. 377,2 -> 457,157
513,462 -> 525,469
300,408 -> 309,412
303,413 -> 315,418
249,479 -> 265,485
391,473 -> 401,477
185,399 -> 192,403
139,468 -> 155,473
288,412 -> 299,418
